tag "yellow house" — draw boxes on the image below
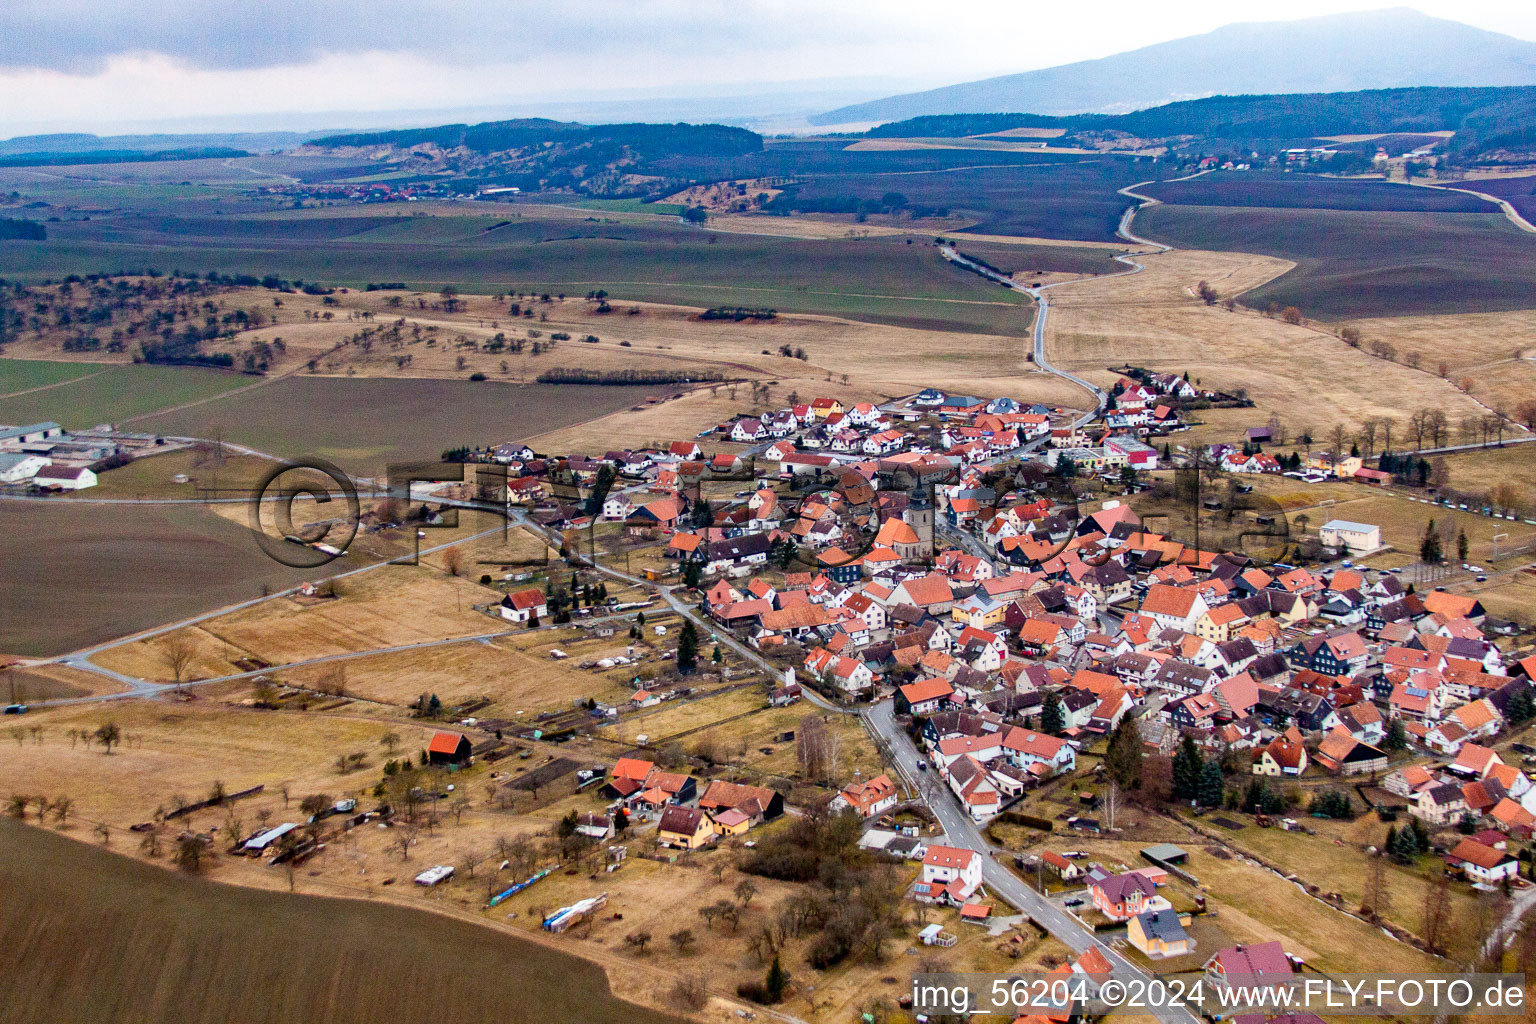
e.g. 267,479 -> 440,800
1306,451 -> 1363,479
1252,738 -> 1307,777
657,806 -> 714,849
1194,602 -> 1248,642
951,594 -> 1008,630
1127,909 -> 1191,958
810,398 -> 845,419
711,807 -> 752,838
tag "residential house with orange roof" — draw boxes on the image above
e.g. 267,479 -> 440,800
1002,726 -> 1075,774
1446,836 -> 1519,882
1450,743 -> 1504,779
1252,737 -> 1307,777
1491,798 -> 1536,838
947,754 -> 1003,820
890,573 -> 955,615
915,844 -> 983,904
1195,601 -> 1250,642
1314,728 -> 1388,775
897,677 -> 956,716
830,774 -> 898,818
1140,583 -> 1210,634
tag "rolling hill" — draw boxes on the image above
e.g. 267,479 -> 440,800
813,8 -> 1536,125
862,87 -> 1536,162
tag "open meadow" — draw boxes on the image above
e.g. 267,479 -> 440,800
1338,308 -> 1536,421
1042,246 -> 1492,432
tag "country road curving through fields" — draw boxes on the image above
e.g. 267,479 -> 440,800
938,171 -> 1203,429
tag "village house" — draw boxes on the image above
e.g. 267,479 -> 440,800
1089,871 -> 1167,922
499,587 -> 549,623
830,774 -> 899,818
1204,940 -> 1294,980
1413,782 -> 1469,826
1445,837 -> 1519,884
914,844 -> 984,904
1252,737 -> 1307,777
1314,729 -> 1388,775
656,806 -> 715,849
1128,909 -> 1192,958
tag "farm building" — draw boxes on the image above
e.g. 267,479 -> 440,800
1318,520 -> 1381,555
32,465 -> 97,490
427,731 -> 473,766
499,587 -> 549,623
0,453 -> 48,483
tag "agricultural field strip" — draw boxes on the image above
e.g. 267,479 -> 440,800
26,521 -> 516,702
1050,177 -> 1534,433
63,609 -> 636,706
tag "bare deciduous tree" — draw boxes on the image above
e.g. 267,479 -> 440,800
161,633 -> 196,684
390,821 -> 420,861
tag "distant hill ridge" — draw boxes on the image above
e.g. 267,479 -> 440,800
862,86 -> 1536,161
815,8 -> 1536,125
308,118 -> 762,160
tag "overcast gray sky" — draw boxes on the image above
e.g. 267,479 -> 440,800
3,1 -> 1536,136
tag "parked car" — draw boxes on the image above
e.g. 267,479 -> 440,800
2,704 -> 27,715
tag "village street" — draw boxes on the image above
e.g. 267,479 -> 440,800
862,699 -> 1205,1024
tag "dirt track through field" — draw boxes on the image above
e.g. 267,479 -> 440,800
0,367 -> 109,399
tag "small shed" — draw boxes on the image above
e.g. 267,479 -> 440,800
959,902 -> 992,924
919,923 -> 956,947
1141,843 -> 1188,865
427,731 -> 473,766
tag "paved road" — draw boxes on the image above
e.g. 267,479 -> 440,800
863,699 -> 1203,1024
940,247 -> 1108,429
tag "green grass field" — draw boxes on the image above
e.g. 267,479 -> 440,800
0,363 -> 254,430
0,818 -> 679,1024
0,358 -> 109,396
1137,204 -> 1536,319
